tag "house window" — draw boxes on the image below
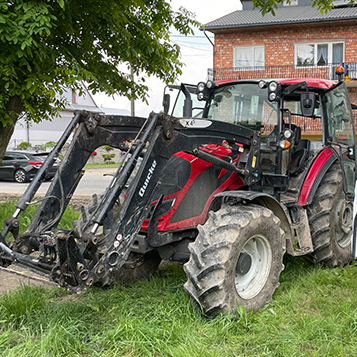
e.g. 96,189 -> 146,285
295,41 -> 344,67
233,46 -> 265,69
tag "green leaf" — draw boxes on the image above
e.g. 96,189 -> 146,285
56,0 -> 65,9
0,0 -> 199,155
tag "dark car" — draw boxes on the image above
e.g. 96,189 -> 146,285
0,150 -> 60,183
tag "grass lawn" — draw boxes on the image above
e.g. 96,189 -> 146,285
1,202 -> 357,356
85,162 -> 120,168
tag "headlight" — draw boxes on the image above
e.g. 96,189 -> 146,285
268,81 -> 281,102
284,129 -> 293,139
196,80 -> 215,101
258,80 -> 267,89
197,92 -> 205,101
197,82 -> 205,92
206,80 -> 215,89
269,81 -> 278,92
268,92 -> 276,101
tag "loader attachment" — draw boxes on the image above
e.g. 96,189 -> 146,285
0,110 -> 260,291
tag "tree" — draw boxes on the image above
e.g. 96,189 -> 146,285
252,0 -> 357,16
0,0 -> 199,163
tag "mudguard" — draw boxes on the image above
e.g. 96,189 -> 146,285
298,147 -> 338,206
214,191 -> 293,244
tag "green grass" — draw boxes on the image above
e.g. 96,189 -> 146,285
85,162 -> 121,168
1,202 -> 357,356
0,201 -> 78,235
0,259 -> 357,356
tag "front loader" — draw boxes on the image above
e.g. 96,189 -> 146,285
1,67 -> 356,317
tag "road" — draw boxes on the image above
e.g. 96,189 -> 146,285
0,166 -> 118,199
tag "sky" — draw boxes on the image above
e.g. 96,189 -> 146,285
93,0 -> 242,117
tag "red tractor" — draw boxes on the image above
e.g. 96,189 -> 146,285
1,68 -> 356,317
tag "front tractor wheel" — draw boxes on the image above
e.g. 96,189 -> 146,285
183,204 -> 285,317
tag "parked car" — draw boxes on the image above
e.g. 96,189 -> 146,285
0,151 -> 60,183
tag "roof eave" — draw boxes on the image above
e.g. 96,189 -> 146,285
205,18 -> 357,32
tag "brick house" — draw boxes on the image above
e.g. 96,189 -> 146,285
204,0 -> 357,136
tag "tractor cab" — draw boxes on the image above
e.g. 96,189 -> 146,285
164,75 -> 356,200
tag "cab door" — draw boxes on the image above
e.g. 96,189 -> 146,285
325,83 -> 356,195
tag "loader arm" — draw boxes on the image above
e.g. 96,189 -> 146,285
0,110 -> 260,291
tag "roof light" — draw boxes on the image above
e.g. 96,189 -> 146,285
197,82 -> 205,92
268,81 -> 281,102
206,80 -> 215,89
258,80 -> 267,89
269,81 -> 278,92
335,65 -> 345,76
197,92 -> 205,101
269,92 -> 277,101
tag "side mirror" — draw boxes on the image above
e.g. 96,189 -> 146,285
300,92 -> 315,117
163,94 -> 170,114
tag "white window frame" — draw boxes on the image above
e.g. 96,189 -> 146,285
233,45 -> 265,70
294,41 -> 345,67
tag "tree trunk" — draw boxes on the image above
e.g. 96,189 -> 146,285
0,96 -> 23,165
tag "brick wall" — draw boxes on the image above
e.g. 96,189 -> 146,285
213,22 -> 357,69
213,23 -> 357,136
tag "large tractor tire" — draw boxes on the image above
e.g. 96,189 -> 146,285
183,204 -> 285,317
306,161 -> 352,267
72,194 -> 161,286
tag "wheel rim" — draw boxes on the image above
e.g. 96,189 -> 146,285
335,194 -> 353,248
14,170 -> 26,183
235,235 -> 272,300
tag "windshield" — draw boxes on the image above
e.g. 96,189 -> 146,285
207,83 -> 278,134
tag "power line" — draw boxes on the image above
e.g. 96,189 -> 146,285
172,41 -> 212,51
170,34 -> 213,39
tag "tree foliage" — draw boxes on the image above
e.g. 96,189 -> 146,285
252,0 -> 357,16
0,0 -> 199,161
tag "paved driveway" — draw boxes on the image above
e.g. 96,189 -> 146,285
0,166 -> 117,198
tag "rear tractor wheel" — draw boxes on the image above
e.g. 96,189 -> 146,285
307,161 -> 352,267
183,204 -> 285,317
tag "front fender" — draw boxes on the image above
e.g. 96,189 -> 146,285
214,191 -> 293,244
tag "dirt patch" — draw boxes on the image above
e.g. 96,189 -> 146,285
0,194 -> 92,294
0,265 -> 56,295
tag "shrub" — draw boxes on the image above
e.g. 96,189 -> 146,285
17,141 -> 31,150
102,153 -> 116,164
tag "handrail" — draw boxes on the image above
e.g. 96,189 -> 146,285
208,63 -> 357,82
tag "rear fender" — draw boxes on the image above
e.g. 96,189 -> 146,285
214,191 -> 293,244
298,147 -> 338,206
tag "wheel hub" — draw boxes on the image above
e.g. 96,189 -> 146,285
236,252 -> 252,275
235,235 -> 272,300
335,198 -> 353,248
